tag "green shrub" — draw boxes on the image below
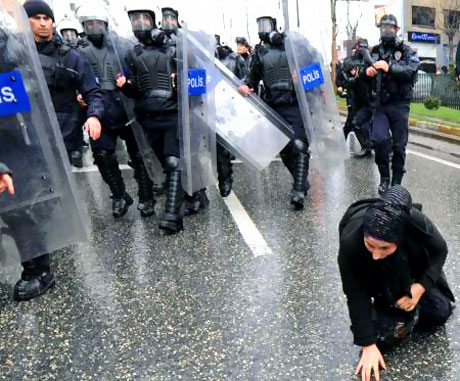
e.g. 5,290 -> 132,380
424,96 -> 441,110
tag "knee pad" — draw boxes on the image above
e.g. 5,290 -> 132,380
293,139 -> 309,154
93,149 -> 115,163
164,156 -> 180,171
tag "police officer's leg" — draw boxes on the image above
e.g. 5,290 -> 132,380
2,209 -> 55,301
216,142 -> 234,198
158,120 -> 185,234
353,107 -> 373,157
120,126 -> 155,217
388,103 -> 410,186
57,111 -> 83,168
371,106 -> 392,195
91,129 -> 133,218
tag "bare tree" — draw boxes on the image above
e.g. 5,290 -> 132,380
331,0 -> 338,89
437,0 -> 460,64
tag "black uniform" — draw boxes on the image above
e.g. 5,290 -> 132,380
340,56 -> 373,153
338,199 -> 454,350
122,34 -> 185,233
78,34 -> 154,218
364,39 -> 419,188
37,35 -> 104,160
245,40 -> 310,209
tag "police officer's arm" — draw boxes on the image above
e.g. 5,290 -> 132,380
412,210 -> 449,293
116,51 -> 142,99
0,163 -> 14,195
74,53 -> 104,120
388,47 -> 419,82
338,242 -> 376,347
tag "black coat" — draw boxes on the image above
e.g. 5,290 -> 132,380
338,199 -> 454,347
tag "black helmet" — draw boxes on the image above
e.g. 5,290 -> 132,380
257,16 -> 277,42
161,7 -> 180,34
378,14 -> 398,28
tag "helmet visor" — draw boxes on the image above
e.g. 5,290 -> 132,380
257,18 -> 274,33
129,12 -> 154,32
83,19 -> 106,35
162,13 -> 178,31
61,29 -> 77,42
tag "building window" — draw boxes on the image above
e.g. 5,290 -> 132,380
412,6 -> 436,27
444,10 -> 460,29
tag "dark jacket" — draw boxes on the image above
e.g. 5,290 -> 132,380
455,42 -> 460,76
37,35 -> 104,120
364,40 -> 419,103
338,199 -> 454,347
0,163 -> 11,175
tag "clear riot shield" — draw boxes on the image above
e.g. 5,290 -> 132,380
106,32 -> 165,189
284,31 -> 347,168
213,58 -> 294,171
178,25 -> 217,196
0,0 -> 88,262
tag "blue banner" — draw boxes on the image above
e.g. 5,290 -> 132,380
0,71 -> 31,117
299,63 -> 324,92
188,69 -> 207,96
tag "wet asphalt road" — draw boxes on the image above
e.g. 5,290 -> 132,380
0,134 -> 459,380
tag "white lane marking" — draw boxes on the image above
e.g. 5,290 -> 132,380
222,190 -> 273,257
72,164 -> 131,173
407,149 -> 460,170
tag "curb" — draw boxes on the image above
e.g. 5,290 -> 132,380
339,110 -> 460,146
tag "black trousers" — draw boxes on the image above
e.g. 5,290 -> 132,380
57,111 -> 84,153
90,124 -> 140,159
137,113 -> 180,163
374,287 -> 453,352
354,107 -> 373,150
272,104 -> 309,153
371,102 -> 410,178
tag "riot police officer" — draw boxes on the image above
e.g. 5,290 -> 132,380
117,7 -> 185,233
77,5 -> 155,218
23,0 -> 103,168
2,2 -> 92,301
239,16 -> 310,209
56,17 -> 81,46
364,15 -> 419,194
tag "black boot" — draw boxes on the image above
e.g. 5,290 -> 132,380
69,150 -> 83,168
291,152 -> 310,210
14,254 -> 55,301
217,146 -> 234,197
94,150 -> 133,218
159,156 -> 184,234
378,177 -> 391,195
391,169 -> 405,187
185,189 -> 209,216
132,153 -> 155,217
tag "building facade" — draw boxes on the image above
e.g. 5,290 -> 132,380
403,0 -> 460,70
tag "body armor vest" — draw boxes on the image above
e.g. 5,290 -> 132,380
39,45 -> 78,113
260,47 -> 294,91
132,46 -> 173,99
79,44 -> 118,91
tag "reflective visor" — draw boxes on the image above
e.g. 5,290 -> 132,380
129,12 -> 154,32
162,12 -> 178,31
83,19 -> 106,35
61,29 -> 77,42
257,18 -> 274,33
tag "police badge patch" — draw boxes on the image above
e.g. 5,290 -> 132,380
394,51 -> 402,61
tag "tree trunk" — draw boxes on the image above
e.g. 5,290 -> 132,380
331,0 -> 337,91
449,36 -> 455,65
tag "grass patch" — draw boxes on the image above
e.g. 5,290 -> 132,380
336,96 -> 460,126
